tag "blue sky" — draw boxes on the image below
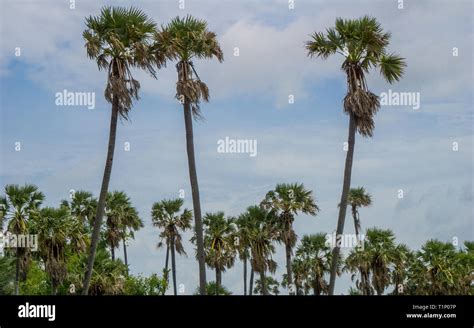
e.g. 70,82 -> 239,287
1,0 -> 473,294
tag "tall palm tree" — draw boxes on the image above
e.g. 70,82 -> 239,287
306,16 -> 406,294
82,6 -> 161,295
347,187 -> 372,241
294,233 -> 333,295
0,184 -> 44,295
202,212 -> 236,295
261,183 -> 318,294
30,207 -> 70,295
151,198 -> 192,295
245,206 -> 278,296
153,16 -> 223,295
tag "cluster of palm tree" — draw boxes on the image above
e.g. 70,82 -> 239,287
0,184 -> 155,295
1,7 -> 471,296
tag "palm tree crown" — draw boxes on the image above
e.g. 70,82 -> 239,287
306,16 -> 406,136
83,6 -> 160,119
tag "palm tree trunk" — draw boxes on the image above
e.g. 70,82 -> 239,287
183,98 -> 206,295
170,236 -> 178,296
352,206 -> 359,237
260,271 -> 267,295
216,268 -> 222,295
243,255 -> 247,295
14,248 -> 20,295
329,111 -> 356,295
82,95 -> 119,295
123,238 -> 128,274
111,245 -> 115,261
162,241 -> 170,296
249,266 -> 254,296
285,242 -> 294,295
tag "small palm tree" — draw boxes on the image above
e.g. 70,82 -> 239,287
82,6 -> 161,295
245,206 -> 278,296
261,183 -> 319,294
294,233 -> 333,295
0,184 -> 44,295
235,212 -> 253,295
254,276 -> 280,296
202,212 -> 236,295
366,228 -> 396,295
151,198 -> 192,295
390,243 -> 412,295
306,16 -> 406,294
153,16 -> 223,295
61,191 -> 97,231
119,204 -> 143,273
347,187 -> 372,241
30,207 -> 70,294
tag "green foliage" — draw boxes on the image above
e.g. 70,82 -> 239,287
0,256 -> 15,295
19,260 -> 49,295
124,271 -> 168,295
193,281 -> 231,295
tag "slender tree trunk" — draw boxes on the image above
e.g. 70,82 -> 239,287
14,249 -> 20,295
183,98 -> 206,295
260,271 -> 267,295
249,266 -> 254,296
329,112 -> 356,295
162,241 -> 170,296
243,255 -> 247,295
123,238 -> 128,274
170,236 -> 177,296
352,206 -> 360,239
51,281 -> 57,296
82,94 -> 119,295
111,245 -> 115,261
285,241 -> 294,295
216,268 -> 222,295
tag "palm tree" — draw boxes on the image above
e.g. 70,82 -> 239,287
244,206 -> 278,296
30,207 -> 70,295
254,276 -> 280,296
119,204 -> 143,273
261,183 -> 319,294
406,240 -> 467,295
347,187 -> 372,242
235,212 -> 253,295
82,6 -> 161,295
153,16 -> 223,295
294,233 -> 333,295
193,281 -> 232,295
306,16 -> 406,294
0,184 -> 44,295
61,191 -> 97,231
390,243 -> 412,295
366,228 -> 396,295
202,212 -> 236,295
151,198 -> 192,295
344,245 -> 373,295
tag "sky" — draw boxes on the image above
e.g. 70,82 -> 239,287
0,0 -> 473,295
